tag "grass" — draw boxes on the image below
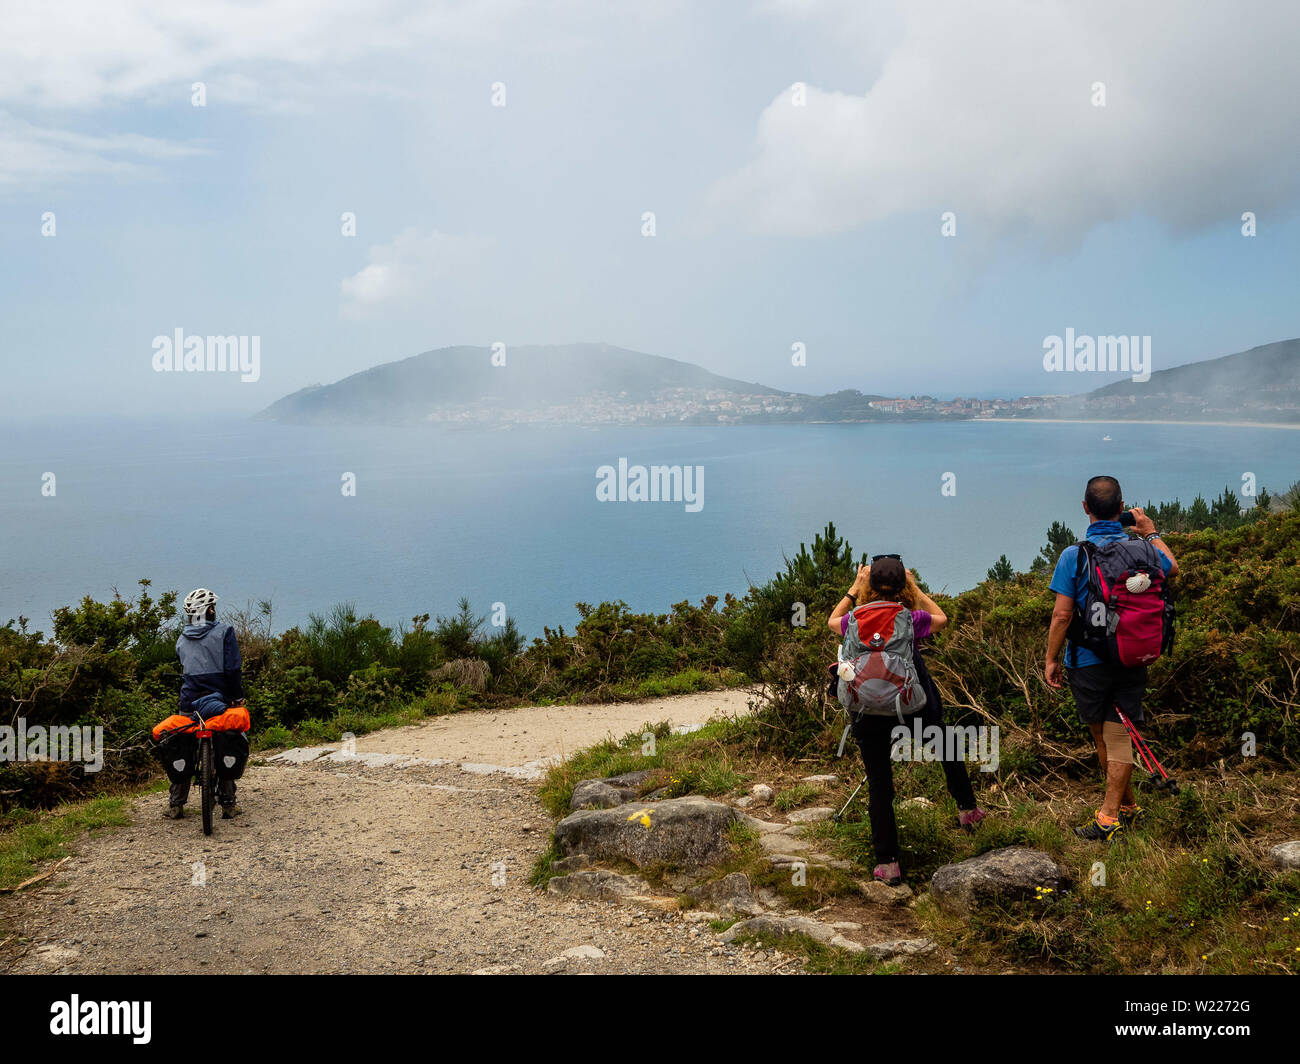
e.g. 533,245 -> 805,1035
251,689 -> 460,752
528,840 -> 561,889
536,717 -> 752,818
536,702 -> 1300,974
605,667 -> 748,702
0,794 -> 131,893
909,764 -> 1300,974
773,782 -> 822,812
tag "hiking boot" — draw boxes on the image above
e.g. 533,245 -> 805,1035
1074,811 -> 1124,842
163,805 -> 185,820
873,860 -> 904,887
1119,804 -> 1145,828
221,804 -> 241,820
957,807 -> 988,832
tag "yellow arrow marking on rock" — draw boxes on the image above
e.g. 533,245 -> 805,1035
627,808 -> 655,828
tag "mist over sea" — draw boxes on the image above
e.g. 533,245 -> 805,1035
2,419 -> 1295,637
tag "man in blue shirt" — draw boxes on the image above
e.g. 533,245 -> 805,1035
1044,476 -> 1179,841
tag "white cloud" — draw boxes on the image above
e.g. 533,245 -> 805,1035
713,0 -> 1300,241
340,229 -> 495,319
0,0 -> 625,191
0,0 -> 522,110
0,112 -> 210,185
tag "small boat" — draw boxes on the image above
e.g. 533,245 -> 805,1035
1102,434 -> 1113,441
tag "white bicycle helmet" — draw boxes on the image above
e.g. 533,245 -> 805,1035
183,587 -> 219,623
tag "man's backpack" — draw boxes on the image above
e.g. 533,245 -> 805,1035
834,600 -> 928,722
1065,537 -> 1175,668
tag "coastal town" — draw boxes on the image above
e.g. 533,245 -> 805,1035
422,387 -> 1079,426
420,380 -> 1300,427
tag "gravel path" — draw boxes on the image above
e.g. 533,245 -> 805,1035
2,690 -> 803,975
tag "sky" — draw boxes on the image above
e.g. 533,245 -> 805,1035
2,0 -> 1299,419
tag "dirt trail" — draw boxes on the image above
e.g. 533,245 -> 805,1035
2,691 -> 814,975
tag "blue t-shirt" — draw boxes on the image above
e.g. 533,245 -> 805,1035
1050,520 -> 1172,668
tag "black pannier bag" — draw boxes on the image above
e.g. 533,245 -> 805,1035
212,730 -> 250,781
154,729 -> 198,785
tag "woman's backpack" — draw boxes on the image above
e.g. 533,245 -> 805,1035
834,600 -> 928,722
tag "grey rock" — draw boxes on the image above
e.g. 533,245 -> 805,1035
863,937 -> 936,961
720,914 -> 837,945
766,854 -> 809,868
554,797 -> 740,872
570,781 -> 628,810
759,832 -> 813,855
930,846 -> 1063,916
688,872 -> 765,917
550,854 -> 594,874
546,868 -> 653,901
744,815 -> 791,834
786,806 -> 836,824
829,934 -> 865,954
750,784 -> 774,803
1268,840 -> 1300,870
859,879 -> 914,906
801,774 -> 839,786
569,770 -> 656,810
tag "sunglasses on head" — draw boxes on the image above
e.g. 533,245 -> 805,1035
871,554 -> 901,562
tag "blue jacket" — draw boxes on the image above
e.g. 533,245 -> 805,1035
177,622 -> 244,715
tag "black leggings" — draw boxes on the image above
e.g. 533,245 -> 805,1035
850,654 -> 977,861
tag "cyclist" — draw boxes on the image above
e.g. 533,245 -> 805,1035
165,587 -> 246,820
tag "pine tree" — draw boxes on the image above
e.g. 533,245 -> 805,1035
1030,521 -> 1076,573
1210,486 -> 1244,529
987,555 -> 1015,583
1187,495 -> 1212,530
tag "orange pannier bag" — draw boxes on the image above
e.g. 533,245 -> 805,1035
151,704 -> 249,740
152,715 -> 197,741
204,705 -> 251,732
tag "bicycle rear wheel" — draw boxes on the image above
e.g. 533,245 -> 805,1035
200,738 -> 214,836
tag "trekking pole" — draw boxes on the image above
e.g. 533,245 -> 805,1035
833,776 -> 868,823
1114,707 -> 1179,794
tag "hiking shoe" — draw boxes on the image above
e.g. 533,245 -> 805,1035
873,860 -> 904,887
957,807 -> 988,832
1074,812 -> 1124,842
1119,804 -> 1145,828
163,805 -> 185,820
221,804 -> 241,820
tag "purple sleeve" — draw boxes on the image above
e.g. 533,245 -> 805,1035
911,610 -> 932,640
839,614 -> 850,636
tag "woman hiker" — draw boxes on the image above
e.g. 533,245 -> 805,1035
828,556 -> 988,886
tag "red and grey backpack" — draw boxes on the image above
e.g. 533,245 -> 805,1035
1065,537 -> 1175,668
834,600 -> 928,722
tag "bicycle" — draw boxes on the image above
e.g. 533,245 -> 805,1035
192,707 -> 218,836
152,701 -> 247,835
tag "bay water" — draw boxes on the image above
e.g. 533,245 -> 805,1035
1,419 -> 1294,637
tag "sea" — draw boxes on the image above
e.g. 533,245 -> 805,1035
1,418 -> 1295,638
